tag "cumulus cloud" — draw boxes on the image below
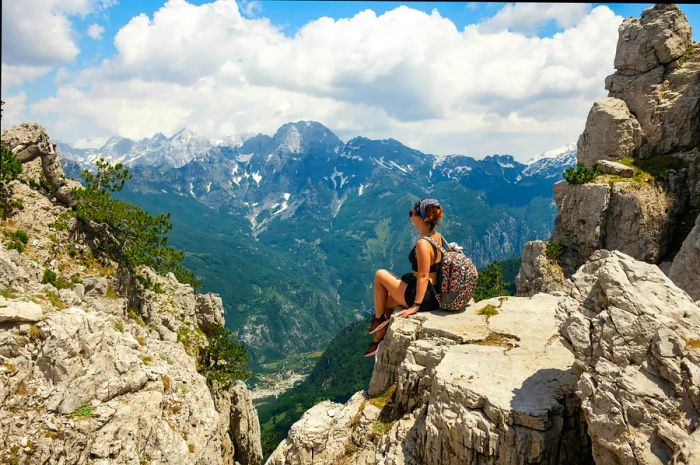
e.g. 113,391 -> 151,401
478,3 -> 592,35
87,23 -> 105,39
10,0 -> 623,160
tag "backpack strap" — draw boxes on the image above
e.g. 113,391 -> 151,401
422,235 -> 448,256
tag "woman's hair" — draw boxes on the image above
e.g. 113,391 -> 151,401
414,198 -> 443,231
423,204 -> 443,230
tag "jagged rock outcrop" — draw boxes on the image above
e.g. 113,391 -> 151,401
607,4 -> 698,158
518,3 -> 699,294
0,135 -> 262,464
269,294 -> 592,465
515,240 -> 566,297
668,213 -> 700,301
559,250 -> 700,465
1,123 -> 77,207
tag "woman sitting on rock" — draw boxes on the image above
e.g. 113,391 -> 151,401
364,198 -> 446,357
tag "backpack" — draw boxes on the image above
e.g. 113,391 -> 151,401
423,236 -> 479,312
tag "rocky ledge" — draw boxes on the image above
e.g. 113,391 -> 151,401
268,292 -> 591,465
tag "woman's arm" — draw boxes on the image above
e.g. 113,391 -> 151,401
397,239 -> 432,318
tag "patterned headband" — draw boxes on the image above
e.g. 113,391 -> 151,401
415,198 -> 441,219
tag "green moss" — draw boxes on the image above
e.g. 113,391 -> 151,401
368,383 -> 396,410
128,308 -> 145,327
141,355 -> 153,366
70,404 -> 94,419
105,285 -> 118,299
1,288 -> 18,299
44,291 -> 65,310
478,304 -> 499,319
113,321 -> 125,332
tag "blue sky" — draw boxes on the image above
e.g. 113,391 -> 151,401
2,1 -> 699,160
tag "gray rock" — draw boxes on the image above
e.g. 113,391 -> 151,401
0,298 -> 43,323
273,295 -> 592,465
196,292 -> 226,337
576,97 -> 643,167
614,4 -> 692,76
515,240 -> 566,296
560,250 -> 700,465
597,159 -> 635,177
551,179 -> 684,273
669,213 -> 700,300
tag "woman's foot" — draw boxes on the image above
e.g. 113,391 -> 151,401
363,340 -> 380,357
367,314 -> 390,335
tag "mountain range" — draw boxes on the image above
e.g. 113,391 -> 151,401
59,121 -> 576,370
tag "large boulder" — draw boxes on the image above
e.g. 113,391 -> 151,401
559,250 -> 700,465
614,4 -> 692,76
576,98 -> 643,167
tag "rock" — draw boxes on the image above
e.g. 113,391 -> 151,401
0,298 -> 43,323
267,393 -> 366,465
515,240 -> 566,296
196,292 -> 226,337
551,179 -> 685,273
275,295 -> 592,465
559,250 -> 700,465
576,98 -> 643,167
228,381 -> 263,465
597,159 -> 635,177
83,276 -> 109,297
614,4 -> 692,76
0,123 -> 76,207
671,429 -> 700,465
669,213 -> 700,300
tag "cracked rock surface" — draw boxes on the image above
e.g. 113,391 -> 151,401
269,294 -> 592,465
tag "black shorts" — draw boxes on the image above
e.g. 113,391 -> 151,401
401,272 -> 440,312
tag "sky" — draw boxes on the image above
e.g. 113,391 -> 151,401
2,1 -> 699,161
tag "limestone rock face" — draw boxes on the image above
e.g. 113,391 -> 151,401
1,123 -> 77,207
515,240 -> 566,297
551,178 -> 686,274
614,3 -> 692,76
0,142 -> 262,465
576,98 -> 643,167
196,292 -> 226,337
0,298 -> 43,323
669,213 -> 700,300
270,294 -> 592,465
605,4 -> 699,158
559,250 -> 700,465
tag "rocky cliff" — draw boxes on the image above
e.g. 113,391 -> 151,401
268,5 -> 700,465
517,3 -> 699,298
0,126 -> 263,464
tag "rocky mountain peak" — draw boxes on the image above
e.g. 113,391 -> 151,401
272,121 -> 342,154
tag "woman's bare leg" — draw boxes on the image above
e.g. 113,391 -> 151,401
372,270 -> 408,343
373,269 -> 407,319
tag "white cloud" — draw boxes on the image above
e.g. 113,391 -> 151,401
240,0 -> 261,17
14,0 -> 623,160
87,23 -> 105,39
1,63 -> 53,92
479,3 -> 592,35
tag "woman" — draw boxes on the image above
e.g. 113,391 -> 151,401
363,198 -> 446,357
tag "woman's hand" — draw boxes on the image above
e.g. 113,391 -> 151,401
397,305 -> 420,318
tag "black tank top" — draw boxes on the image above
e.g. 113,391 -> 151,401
409,235 -> 446,272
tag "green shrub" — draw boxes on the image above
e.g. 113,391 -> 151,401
473,261 -> 512,302
70,157 -> 200,288
563,162 -> 600,184
41,269 -> 72,289
136,274 -> 164,294
198,325 -> 252,388
545,241 -> 564,260
3,229 -> 29,253
0,145 -> 22,186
